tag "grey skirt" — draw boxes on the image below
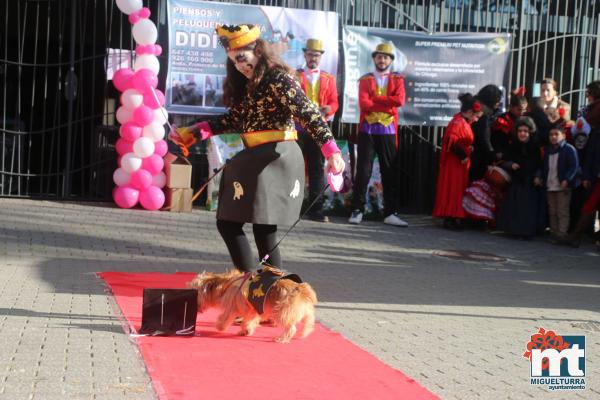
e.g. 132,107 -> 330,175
216,141 -> 305,225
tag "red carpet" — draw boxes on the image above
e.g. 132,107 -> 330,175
98,271 -> 438,400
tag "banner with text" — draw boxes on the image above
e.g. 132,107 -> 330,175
166,0 -> 339,115
342,27 -> 510,126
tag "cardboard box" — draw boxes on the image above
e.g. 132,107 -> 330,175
165,187 -> 193,212
164,152 -> 192,188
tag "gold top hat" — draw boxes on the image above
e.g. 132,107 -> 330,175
216,24 -> 261,51
372,42 -> 395,59
303,38 -> 325,53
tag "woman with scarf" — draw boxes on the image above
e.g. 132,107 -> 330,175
469,84 -> 503,182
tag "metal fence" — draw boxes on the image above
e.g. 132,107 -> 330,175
1,0 -> 598,213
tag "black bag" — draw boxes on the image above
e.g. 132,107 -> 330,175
140,289 -> 198,336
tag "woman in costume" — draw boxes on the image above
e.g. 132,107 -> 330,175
169,24 -> 344,272
432,93 -> 482,229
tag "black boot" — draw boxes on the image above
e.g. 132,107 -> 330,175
561,212 -> 595,248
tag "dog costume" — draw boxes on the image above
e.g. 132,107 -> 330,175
247,266 -> 302,314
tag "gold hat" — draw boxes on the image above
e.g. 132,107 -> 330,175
216,24 -> 261,51
371,42 -> 395,59
303,38 -> 325,53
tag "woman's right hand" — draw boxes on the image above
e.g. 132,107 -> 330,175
168,125 -> 197,148
512,163 -> 520,171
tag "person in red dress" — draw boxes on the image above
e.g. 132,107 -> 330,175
433,93 -> 484,229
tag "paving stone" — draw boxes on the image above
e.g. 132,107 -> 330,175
0,199 -> 599,399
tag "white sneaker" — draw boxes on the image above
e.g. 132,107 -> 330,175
348,210 -> 363,224
383,213 -> 408,227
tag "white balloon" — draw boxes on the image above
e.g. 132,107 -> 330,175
152,171 -> 167,188
113,168 -> 131,186
121,152 -> 142,173
134,55 -> 160,75
116,106 -> 133,124
132,19 -> 158,46
115,0 -> 142,15
142,121 -> 166,142
121,89 -> 144,110
154,107 -> 168,125
133,137 -> 155,158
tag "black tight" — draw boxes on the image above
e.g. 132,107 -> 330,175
216,219 -> 281,272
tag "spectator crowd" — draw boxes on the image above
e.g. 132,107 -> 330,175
432,78 -> 600,252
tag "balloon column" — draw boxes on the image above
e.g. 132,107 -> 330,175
112,0 -> 168,210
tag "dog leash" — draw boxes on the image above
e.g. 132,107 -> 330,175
259,181 -> 332,266
160,163 -> 227,211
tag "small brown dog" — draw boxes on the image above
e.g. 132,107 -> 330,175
188,269 -> 317,343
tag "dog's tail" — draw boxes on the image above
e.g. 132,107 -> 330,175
297,282 -> 317,305
296,283 -> 316,338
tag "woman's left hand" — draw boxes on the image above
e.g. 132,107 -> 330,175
327,152 -> 345,175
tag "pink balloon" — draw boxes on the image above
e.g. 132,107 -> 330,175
139,185 -> 165,211
133,105 -> 154,126
119,122 -> 143,141
113,186 -> 139,208
129,168 -> 153,190
115,138 -> 134,156
113,68 -> 134,92
141,154 -> 164,175
139,7 -> 151,18
154,140 -> 168,157
131,68 -> 158,93
143,89 -> 165,109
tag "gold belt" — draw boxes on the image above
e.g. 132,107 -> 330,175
240,129 -> 298,148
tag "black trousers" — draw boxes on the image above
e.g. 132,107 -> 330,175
297,131 -> 325,211
216,219 -> 281,272
351,133 -> 399,217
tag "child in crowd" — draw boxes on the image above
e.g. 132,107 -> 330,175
496,117 -> 545,238
542,126 -> 579,241
433,93 -> 482,229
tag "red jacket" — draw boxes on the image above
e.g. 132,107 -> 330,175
358,72 -> 405,132
297,69 -> 339,120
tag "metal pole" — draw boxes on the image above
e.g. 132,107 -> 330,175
594,17 -> 600,81
439,0 -> 445,33
515,0 -> 525,87
63,0 -> 76,197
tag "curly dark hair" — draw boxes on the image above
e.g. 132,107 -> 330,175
586,80 -> 600,102
475,84 -> 502,110
458,93 -> 478,112
222,39 -> 294,107
514,116 -> 537,134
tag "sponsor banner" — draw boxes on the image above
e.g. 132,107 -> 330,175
166,0 -> 338,115
342,27 -> 510,126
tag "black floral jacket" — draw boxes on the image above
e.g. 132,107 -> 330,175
207,67 -> 334,147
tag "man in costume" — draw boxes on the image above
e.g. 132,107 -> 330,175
348,42 -> 408,227
169,24 -> 344,272
296,38 -> 339,222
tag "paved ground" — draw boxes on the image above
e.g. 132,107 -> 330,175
0,198 -> 599,399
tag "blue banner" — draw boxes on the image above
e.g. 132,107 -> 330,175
342,27 -> 510,126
